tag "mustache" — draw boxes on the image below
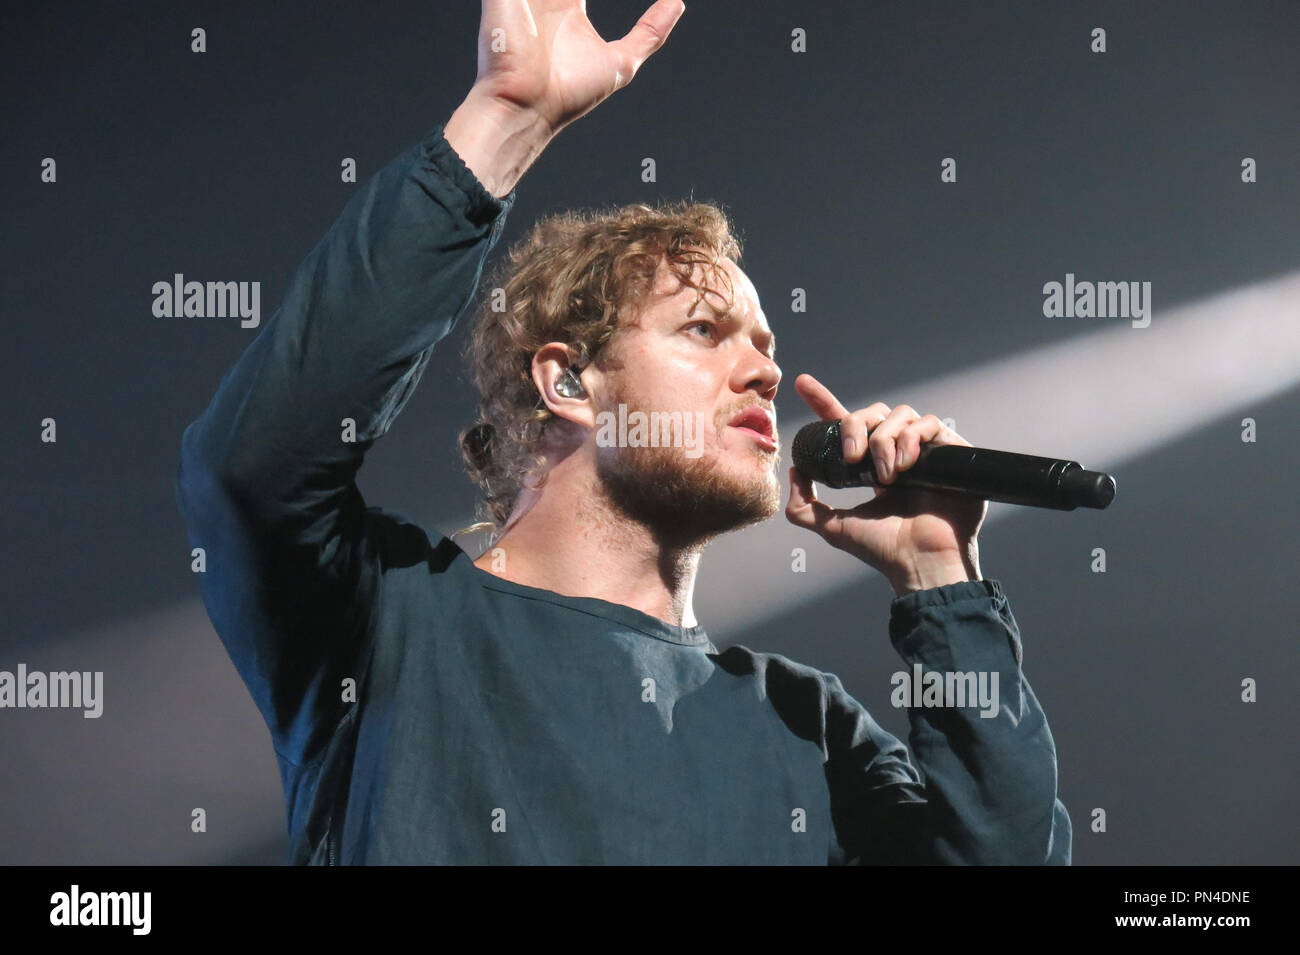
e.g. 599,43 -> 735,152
603,392 -> 779,441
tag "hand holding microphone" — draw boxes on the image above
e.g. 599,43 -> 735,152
783,374 -> 1115,594
792,419 -> 1116,510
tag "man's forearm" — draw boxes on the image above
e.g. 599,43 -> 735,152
444,87 -> 555,198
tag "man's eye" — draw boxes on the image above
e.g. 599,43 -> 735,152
688,321 -> 715,339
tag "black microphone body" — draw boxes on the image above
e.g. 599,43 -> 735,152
791,419 -> 1115,511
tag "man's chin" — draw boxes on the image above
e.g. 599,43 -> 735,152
597,447 -> 781,545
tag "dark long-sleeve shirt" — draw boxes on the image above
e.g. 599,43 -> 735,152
174,124 -> 1072,865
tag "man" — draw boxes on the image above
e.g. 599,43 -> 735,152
176,0 -> 1071,864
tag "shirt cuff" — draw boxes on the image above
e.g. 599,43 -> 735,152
888,578 -> 1023,668
417,124 -> 518,228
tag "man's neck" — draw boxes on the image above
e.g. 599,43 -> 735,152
470,465 -> 703,629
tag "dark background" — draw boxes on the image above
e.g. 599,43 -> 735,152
2,0 -> 1297,864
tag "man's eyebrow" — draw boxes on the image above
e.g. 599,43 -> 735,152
683,299 -> 776,356
722,307 -> 775,358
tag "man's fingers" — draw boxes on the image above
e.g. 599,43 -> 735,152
608,0 -> 686,83
786,467 -> 837,534
793,373 -> 851,421
839,404 -> 892,470
868,404 -> 920,483
787,467 -> 902,541
786,466 -> 820,512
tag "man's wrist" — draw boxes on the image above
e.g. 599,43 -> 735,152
889,548 -> 981,596
443,87 -> 555,199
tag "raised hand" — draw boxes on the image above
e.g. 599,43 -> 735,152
472,0 -> 686,136
445,1 -> 685,197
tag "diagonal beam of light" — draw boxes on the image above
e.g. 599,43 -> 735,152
688,269 -> 1300,638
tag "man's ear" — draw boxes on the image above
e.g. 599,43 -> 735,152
533,344 -> 595,430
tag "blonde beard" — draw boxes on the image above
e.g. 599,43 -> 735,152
593,388 -> 781,547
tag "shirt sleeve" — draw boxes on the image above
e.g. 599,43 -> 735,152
824,578 -> 1072,865
174,125 -> 515,770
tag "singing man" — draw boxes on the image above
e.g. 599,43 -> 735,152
176,0 -> 1071,864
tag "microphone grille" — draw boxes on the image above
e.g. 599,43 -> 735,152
791,418 -> 839,482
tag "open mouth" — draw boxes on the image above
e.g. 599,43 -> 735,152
727,406 -> 777,451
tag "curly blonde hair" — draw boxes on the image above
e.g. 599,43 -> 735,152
456,198 -> 743,537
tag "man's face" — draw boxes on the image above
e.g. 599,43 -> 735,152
590,254 -> 783,544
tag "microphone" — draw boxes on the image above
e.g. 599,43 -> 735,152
791,419 -> 1116,510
